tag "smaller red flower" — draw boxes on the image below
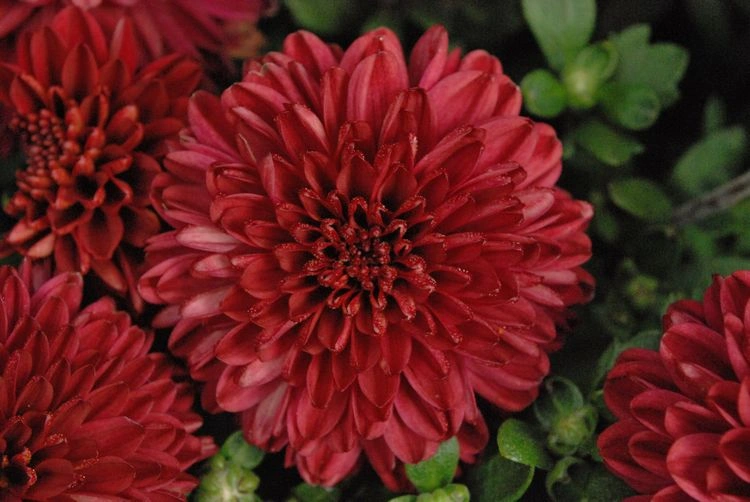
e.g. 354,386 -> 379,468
599,271 -> 750,501
0,0 -> 273,65
0,261 -> 215,500
0,7 -> 201,310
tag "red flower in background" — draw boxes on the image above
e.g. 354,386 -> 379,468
0,7 -> 201,309
140,26 -> 593,488
0,262 -> 215,500
599,271 -> 750,501
0,0 -> 272,65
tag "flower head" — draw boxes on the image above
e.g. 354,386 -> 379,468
0,0 -> 271,65
0,262 -> 215,500
140,26 -> 593,488
599,271 -> 750,501
0,7 -> 201,309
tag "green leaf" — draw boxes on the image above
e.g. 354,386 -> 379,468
546,459 -> 635,501
562,42 -> 619,109
521,69 -> 568,118
521,0 -> 596,70
703,95 -> 727,134
292,483 -> 341,502
220,431 -> 264,470
405,437 -> 459,493
610,24 -> 689,107
546,457 -> 583,501
672,126 -> 747,196
284,0 -> 355,34
466,455 -> 535,502
497,419 -> 554,470
608,177 -> 673,222
599,83 -> 661,130
388,497 -> 417,502
574,120 -> 644,166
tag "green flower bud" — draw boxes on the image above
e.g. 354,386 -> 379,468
442,483 -> 471,502
193,432 -> 265,502
548,405 -> 598,456
562,42 -> 618,109
625,274 -> 660,311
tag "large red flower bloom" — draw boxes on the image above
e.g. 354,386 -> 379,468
0,262 -> 215,500
0,0 -> 271,64
0,7 -> 201,309
140,26 -> 593,488
599,271 -> 750,501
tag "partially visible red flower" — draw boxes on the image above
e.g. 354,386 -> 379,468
0,262 -> 215,500
0,7 -> 201,310
140,26 -> 593,488
599,271 -> 750,501
0,0 -> 272,65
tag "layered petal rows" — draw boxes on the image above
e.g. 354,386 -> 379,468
600,271 -> 750,501
0,0 -> 271,64
140,26 -> 594,487
0,262 -> 215,500
0,7 -> 201,308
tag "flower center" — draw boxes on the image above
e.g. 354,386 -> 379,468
11,103 -> 104,204
314,219 -> 399,293
297,196 -> 435,321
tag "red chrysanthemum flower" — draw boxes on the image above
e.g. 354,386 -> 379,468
0,262 -> 215,500
599,271 -> 750,501
140,26 -> 593,488
0,0 -> 272,65
0,7 -> 201,310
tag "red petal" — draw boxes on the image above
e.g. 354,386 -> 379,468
282,30 -> 339,80
306,352 -> 336,408
188,91 -> 236,156
74,416 -> 145,458
176,225 -> 239,253
76,456 -> 136,494
598,419 -> 672,493
358,364 -> 399,408
321,67 -> 349,139
667,433 -> 721,501
383,411 -> 438,464
409,25 -> 449,89
394,381 -> 449,441
62,43 -> 99,100
427,71 -> 500,137
77,209 -> 123,260
720,428 -> 750,483
630,389 -> 690,436
52,7 -> 109,64
628,430 -> 671,478
347,51 -> 409,133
